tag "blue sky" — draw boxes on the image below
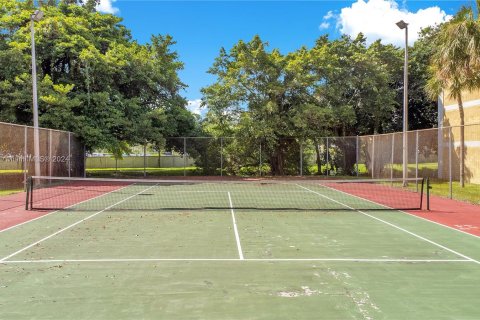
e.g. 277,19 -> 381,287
96,0 -> 469,114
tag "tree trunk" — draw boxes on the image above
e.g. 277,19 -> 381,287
457,96 -> 465,187
313,138 -> 322,175
270,147 -> 284,176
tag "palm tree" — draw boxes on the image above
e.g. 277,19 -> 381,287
427,1 -> 480,187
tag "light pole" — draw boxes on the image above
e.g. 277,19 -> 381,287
31,10 -> 43,178
396,20 -> 408,186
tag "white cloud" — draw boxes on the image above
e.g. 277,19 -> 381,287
334,0 -> 451,46
187,99 -> 207,117
319,22 -> 330,30
323,11 -> 335,20
96,0 -> 119,14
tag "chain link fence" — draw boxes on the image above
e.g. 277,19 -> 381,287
0,121 -> 85,192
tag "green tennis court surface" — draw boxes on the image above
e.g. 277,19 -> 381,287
1,180 -> 479,319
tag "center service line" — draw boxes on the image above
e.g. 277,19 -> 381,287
228,191 -> 244,260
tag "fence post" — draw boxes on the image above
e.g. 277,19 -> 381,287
390,134 -> 394,181
299,140 -> 303,176
143,143 -> 147,177
449,127 -> 452,199
68,132 -> 71,178
259,141 -> 262,176
356,135 -> 359,176
326,137 -> 329,176
84,144 -> 87,178
48,129 -> 52,176
183,137 -> 187,177
371,136 -> 375,179
220,137 -> 223,177
415,130 -> 419,192
23,126 -> 28,190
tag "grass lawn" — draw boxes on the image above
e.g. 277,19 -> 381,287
0,169 -> 24,174
429,179 -> 480,204
86,167 -> 198,177
0,189 -> 23,196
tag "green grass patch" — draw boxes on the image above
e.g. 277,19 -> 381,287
0,189 -> 23,196
0,169 -> 25,175
86,167 -> 198,177
428,179 -> 480,204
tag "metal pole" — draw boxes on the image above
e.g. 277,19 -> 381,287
68,132 -> 71,177
356,135 -> 359,176
31,18 -> 41,178
415,130 -> 419,192
23,126 -> 27,190
48,129 -> 52,176
143,143 -> 147,177
391,134 -> 395,181
371,136 -> 375,179
83,144 -> 87,178
299,140 -> 303,176
183,137 -> 187,177
220,138 -> 223,177
402,25 -> 409,186
449,127 -> 452,199
326,137 -> 329,176
259,141 -> 262,176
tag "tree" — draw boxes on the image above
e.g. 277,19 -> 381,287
427,1 -> 480,187
202,36 -> 318,175
0,0 -> 196,153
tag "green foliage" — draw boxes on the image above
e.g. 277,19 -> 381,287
201,34 -> 431,175
0,0 -> 196,151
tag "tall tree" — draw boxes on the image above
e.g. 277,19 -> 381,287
427,1 -> 480,187
0,0 -> 196,152
202,36 -> 318,175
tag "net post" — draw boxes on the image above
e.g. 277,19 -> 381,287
427,177 -> 431,210
419,177 -> 424,210
25,176 -> 31,210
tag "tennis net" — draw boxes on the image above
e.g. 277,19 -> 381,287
26,176 -> 424,211
26,176 -> 426,212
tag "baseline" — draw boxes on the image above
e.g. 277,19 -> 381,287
0,258 -> 472,264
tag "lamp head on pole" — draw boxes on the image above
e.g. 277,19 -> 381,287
396,20 -> 408,30
31,10 -> 44,22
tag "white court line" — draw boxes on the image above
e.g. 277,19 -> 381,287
296,184 -> 480,265
0,184 -> 158,262
320,183 -> 480,240
0,184 -> 133,234
0,258 -> 473,264
228,192 -> 244,260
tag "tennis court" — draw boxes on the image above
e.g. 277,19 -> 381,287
1,177 -> 479,319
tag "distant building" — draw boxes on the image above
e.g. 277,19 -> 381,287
438,90 -> 480,183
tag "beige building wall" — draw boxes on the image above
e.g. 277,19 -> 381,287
439,90 -> 480,183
